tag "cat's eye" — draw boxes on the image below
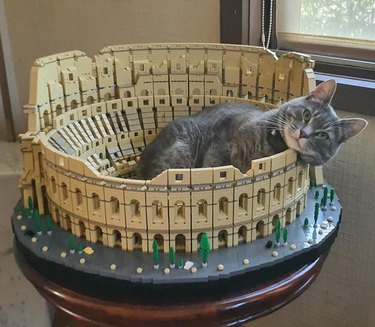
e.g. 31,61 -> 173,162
316,132 -> 329,140
302,110 -> 311,123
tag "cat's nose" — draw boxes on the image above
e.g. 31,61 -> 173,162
299,130 -> 308,139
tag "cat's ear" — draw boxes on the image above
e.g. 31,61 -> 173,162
306,79 -> 337,105
337,118 -> 368,143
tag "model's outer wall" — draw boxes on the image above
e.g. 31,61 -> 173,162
19,44 -> 315,253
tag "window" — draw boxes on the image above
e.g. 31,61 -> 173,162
239,194 -> 248,214
175,201 -> 185,222
276,0 -> 374,61
61,183 -> 68,200
76,188 -> 82,206
219,197 -> 229,217
257,189 -> 266,210
197,200 -> 208,221
273,184 -> 281,202
130,200 -> 140,219
152,200 -> 163,221
92,193 -> 100,210
111,197 -> 120,214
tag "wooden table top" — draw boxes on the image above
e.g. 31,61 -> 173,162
15,240 -> 327,327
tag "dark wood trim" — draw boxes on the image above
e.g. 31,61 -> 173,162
0,15 -> 16,141
220,0 -> 244,44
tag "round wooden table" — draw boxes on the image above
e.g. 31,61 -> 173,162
15,241 -> 327,327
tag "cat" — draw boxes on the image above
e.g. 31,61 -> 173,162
137,79 -> 367,180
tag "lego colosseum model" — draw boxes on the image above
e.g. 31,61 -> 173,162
19,43 -> 317,254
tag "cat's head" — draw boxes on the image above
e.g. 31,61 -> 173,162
278,79 -> 367,165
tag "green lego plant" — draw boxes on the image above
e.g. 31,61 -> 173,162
45,216 -> 52,234
27,196 -> 33,218
169,247 -> 176,268
304,217 -> 309,227
314,202 -> 320,226
199,233 -> 210,267
77,244 -> 84,254
283,228 -> 288,244
34,209 -> 42,234
314,190 -> 319,200
330,188 -> 335,204
152,239 -> 159,269
275,219 -> 281,244
178,257 -> 184,269
68,235 -> 76,254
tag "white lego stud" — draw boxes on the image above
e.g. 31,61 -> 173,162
217,264 -> 224,271
79,258 -> 86,264
327,216 -> 334,222
191,267 -> 197,273
321,221 -> 328,229
136,267 -> 143,274
318,229 -> 323,235
16,215 -> 22,220
290,244 -> 296,250
60,252 -> 67,258
164,268 -> 170,274
31,237 -> 37,243
21,225 -> 26,231
42,246 -> 49,252
331,206 -> 336,211
243,259 -> 250,265
272,251 -> 278,257
308,238 -> 313,244
110,264 -> 117,270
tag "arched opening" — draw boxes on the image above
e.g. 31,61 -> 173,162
124,90 -> 132,98
113,230 -> 122,248
140,89 -> 149,96
75,188 -> 82,206
239,193 -> 248,214
92,193 -> 100,210
218,230 -> 228,248
154,234 -> 164,252
272,215 -> 280,232
38,152 -> 44,177
43,110 -> 50,127
296,201 -> 302,216
87,96 -> 94,105
288,177 -> 294,195
197,199 -> 207,221
192,88 -> 200,95
157,88 -> 166,95
130,200 -> 140,219
298,171 -> 303,189
286,208 -> 292,224
256,220 -> 265,239
78,221 -> 86,238
54,208 -> 60,226
175,234 -> 186,253
152,200 -> 163,221
238,226 -> 247,244
51,177 -> 57,194
71,100 -> 78,109
111,197 -> 120,214
104,93 -> 111,101
95,226 -> 103,243
209,89 -> 217,95
273,184 -> 281,202
174,201 -> 185,222
65,215 -> 72,232
132,233 -> 142,251
219,197 -> 228,217
61,183 -> 68,200
226,90 -> 234,97
31,179 -> 38,210
41,185 -> 50,215
56,105 -> 63,116
257,188 -> 266,209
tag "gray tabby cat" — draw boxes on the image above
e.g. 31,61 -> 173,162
137,80 -> 367,180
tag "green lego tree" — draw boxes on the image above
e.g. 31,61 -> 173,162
304,217 -> 309,227
199,233 -> 210,267
283,228 -> 288,244
68,235 -> 76,254
152,239 -> 159,269
314,190 -> 319,200
169,247 -> 176,268
314,202 -> 320,226
45,216 -> 52,234
34,209 -> 42,234
275,219 -> 281,244
330,188 -> 335,204
77,243 -> 84,254
178,257 -> 184,269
